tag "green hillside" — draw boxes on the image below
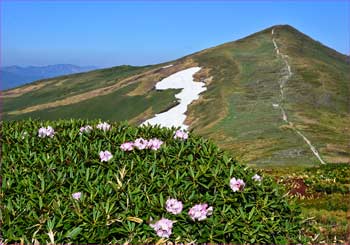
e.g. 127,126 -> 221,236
2,25 -> 349,167
188,25 -> 350,167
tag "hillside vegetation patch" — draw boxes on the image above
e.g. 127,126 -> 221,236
1,120 -> 305,244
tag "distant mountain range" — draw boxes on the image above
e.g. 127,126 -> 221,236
0,64 -> 97,90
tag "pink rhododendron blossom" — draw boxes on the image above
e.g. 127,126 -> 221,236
38,127 -> 46,137
99,150 -> 113,162
96,122 -> 111,131
72,192 -> 81,200
174,130 -> 188,140
134,138 -> 148,150
46,126 -> 55,137
79,125 -> 92,134
120,142 -> 134,151
166,198 -> 183,215
147,138 -> 163,150
230,177 -> 245,192
252,174 -> 262,182
150,218 -> 174,238
38,127 -> 46,138
38,126 -> 55,138
188,203 -> 213,221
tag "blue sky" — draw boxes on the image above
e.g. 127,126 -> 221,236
1,1 -> 349,67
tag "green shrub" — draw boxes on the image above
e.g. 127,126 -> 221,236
306,164 -> 350,185
1,119 -> 305,244
313,183 -> 349,194
300,193 -> 349,212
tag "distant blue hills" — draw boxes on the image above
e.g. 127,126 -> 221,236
0,64 -> 98,90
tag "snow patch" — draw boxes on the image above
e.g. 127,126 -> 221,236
142,67 -> 206,129
162,64 -> 174,69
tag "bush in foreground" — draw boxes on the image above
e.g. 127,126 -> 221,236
1,119 -> 305,244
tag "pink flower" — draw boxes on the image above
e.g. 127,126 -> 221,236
72,192 -> 81,200
174,130 -> 188,140
188,203 -> 213,221
38,127 -> 46,137
120,142 -> 134,151
79,125 -> 92,134
46,126 -> 55,137
230,177 -> 245,192
252,174 -> 262,182
150,218 -> 174,238
99,150 -> 113,162
134,138 -> 148,150
147,138 -> 163,150
38,126 -> 55,138
166,198 -> 183,215
96,122 -> 111,131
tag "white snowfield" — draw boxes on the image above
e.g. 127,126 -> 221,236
142,67 -> 206,129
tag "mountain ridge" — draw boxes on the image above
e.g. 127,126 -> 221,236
0,64 -> 98,90
2,25 -> 349,167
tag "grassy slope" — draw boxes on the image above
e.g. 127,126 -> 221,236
2,25 -> 349,166
274,25 -> 350,164
2,65 -> 151,113
191,27 -> 313,167
189,25 -> 350,166
2,64 -> 181,123
263,164 -> 350,243
5,83 -> 180,123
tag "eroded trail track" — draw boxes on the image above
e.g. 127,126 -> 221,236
271,28 -> 326,165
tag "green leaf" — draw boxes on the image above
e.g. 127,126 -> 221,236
248,207 -> 255,220
188,154 -> 193,162
159,193 -> 164,208
65,227 -> 82,239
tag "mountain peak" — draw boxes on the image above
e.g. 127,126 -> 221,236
271,24 -> 296,29
2,26 -> 349,166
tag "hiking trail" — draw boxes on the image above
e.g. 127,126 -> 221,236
271,28 -> 326,165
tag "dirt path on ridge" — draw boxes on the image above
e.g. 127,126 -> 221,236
271,28 -> 326,165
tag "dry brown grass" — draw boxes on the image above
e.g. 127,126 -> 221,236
54,78 -> 71,87
279,124 -> 294,130
1,80 -> 56,98
192,67 -> 211,83
323,156 -> 350,164
7,60 -> 197,115
184,74 -> 225,131
186,98 -> 227,132
295,112 -> 319,125
8,78 -> 136,115
321,144 -> 350,163
185,65 -> 230,132
129,107 -> 154,125
208,136 -> 280,164
325,143 -> 350,153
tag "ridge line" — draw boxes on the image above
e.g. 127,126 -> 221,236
271,28 -> 326,165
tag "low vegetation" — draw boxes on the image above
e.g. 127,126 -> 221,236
264,164 -> 350,243
1,119 -> 306,244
